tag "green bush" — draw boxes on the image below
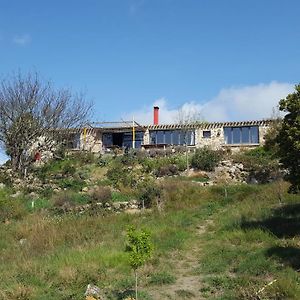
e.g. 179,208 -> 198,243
233,147 -> 281,183
191,147 -> 222,171
0,193 -> 27,222
106,164 -> 138,188
58,178 -> 86,191
137,180 -> 161,208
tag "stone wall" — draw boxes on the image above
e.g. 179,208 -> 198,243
196,127 -> 224,150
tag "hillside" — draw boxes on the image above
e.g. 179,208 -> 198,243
0,150 -> 299,299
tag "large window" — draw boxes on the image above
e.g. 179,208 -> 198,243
149,130 -> 195,146
224,126 -> 259,144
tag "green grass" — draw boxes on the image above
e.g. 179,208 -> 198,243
0,180 -> 300,299
198,182 -> 300,299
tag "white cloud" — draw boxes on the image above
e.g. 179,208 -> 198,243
13,34 -> 31,46
124,82 -> 294,125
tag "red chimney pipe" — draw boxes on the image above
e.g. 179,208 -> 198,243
153,106 -> 159,125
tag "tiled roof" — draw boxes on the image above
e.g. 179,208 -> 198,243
147,119 -> 273,130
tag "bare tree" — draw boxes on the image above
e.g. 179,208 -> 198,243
176,106 -> 204,173
0,72 -> 92,174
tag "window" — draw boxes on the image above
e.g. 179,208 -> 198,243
224,126 -> 259,145
149,130 -> 195,146
203,131 -> 211,138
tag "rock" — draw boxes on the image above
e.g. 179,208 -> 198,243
11,191 -> 22,198
125,208 -> 140,214
29,192 -> 39,199
0,183 -> 5,189
112,202 -> 121,210
82,187 -> 89,193
19,238 -> 27,246
84,284 -> 105,299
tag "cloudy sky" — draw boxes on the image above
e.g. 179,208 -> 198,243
0,0 -> 299,163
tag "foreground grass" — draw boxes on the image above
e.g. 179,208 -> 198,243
198,183 -> 300,299
0,181 -> 300,299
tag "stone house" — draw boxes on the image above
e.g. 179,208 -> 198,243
69,107 -> 272,153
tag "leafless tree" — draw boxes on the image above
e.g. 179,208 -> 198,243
0,71 -> 93,174
176,107 -> 204,172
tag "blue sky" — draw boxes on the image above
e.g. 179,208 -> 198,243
0,0 -> 299,163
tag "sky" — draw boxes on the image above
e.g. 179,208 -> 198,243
0,0 -> 299,163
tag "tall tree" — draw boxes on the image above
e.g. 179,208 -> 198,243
0,72 -> 92,174
277,84 -> 300,193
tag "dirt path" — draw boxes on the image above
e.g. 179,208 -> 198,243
146,220 -> 213,299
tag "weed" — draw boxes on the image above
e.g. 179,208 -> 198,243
148,271 -> 176,285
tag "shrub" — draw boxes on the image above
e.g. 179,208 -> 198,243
61,162 -> 76,176
70,151 -> 96,164
58,178 -> 86,191
0,191 -> 27,222
106,164 -> 137,188
90,186 -> 112,204
148,272 -> 176,285
51,192 -> 75,210
191,147 -> 222,171
137,180 -> 161,208
233,147 -> 281,183
156,164 -> 179,177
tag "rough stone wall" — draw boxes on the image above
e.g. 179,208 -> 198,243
259,125 -> 269,145
195,127 -> 224,150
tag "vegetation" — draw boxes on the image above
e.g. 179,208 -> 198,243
125,226 -> 153,300
277,84 -> 300,193
0,180 -> 299,299
0,71 -> 92,175
191,146 -> 222,171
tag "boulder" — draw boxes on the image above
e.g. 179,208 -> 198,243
84,284 -> 105,300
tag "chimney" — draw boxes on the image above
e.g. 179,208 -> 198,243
153,106 -> 159,125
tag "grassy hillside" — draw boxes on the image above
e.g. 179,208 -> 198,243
0,178 -> 300,299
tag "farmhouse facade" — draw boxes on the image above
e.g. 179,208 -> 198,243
70,107 -> 271,153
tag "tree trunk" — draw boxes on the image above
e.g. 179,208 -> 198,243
185,143 -> 189,173
135,269 -> 138,300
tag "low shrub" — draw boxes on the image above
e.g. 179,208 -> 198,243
90,186 -> 112,204
106,164 -> 138,188
156,164 -> 179,177
233,147 -> 281,183
148,271 -> 176,285
137,180 -> 161,208
51,192 -> 75,210
58,178 -> 86,191
0,191 -> 27,222
191,147 -> 222,171
70,151 -> 96,164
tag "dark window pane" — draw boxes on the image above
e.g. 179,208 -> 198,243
157,131 -> 164,144
250,126 -> 259,143
224,127 -> 232,144
203,131 -> 211,138
150,131 -> 156,144
73,133 -> 81,149
135,132 -> 144,141
123,133 -> 132,148
172,130 -> 180,145
232,128 -> 241,144
165,131 -> 171,144
241,127 -> 250,143
103,133 -> 113,147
